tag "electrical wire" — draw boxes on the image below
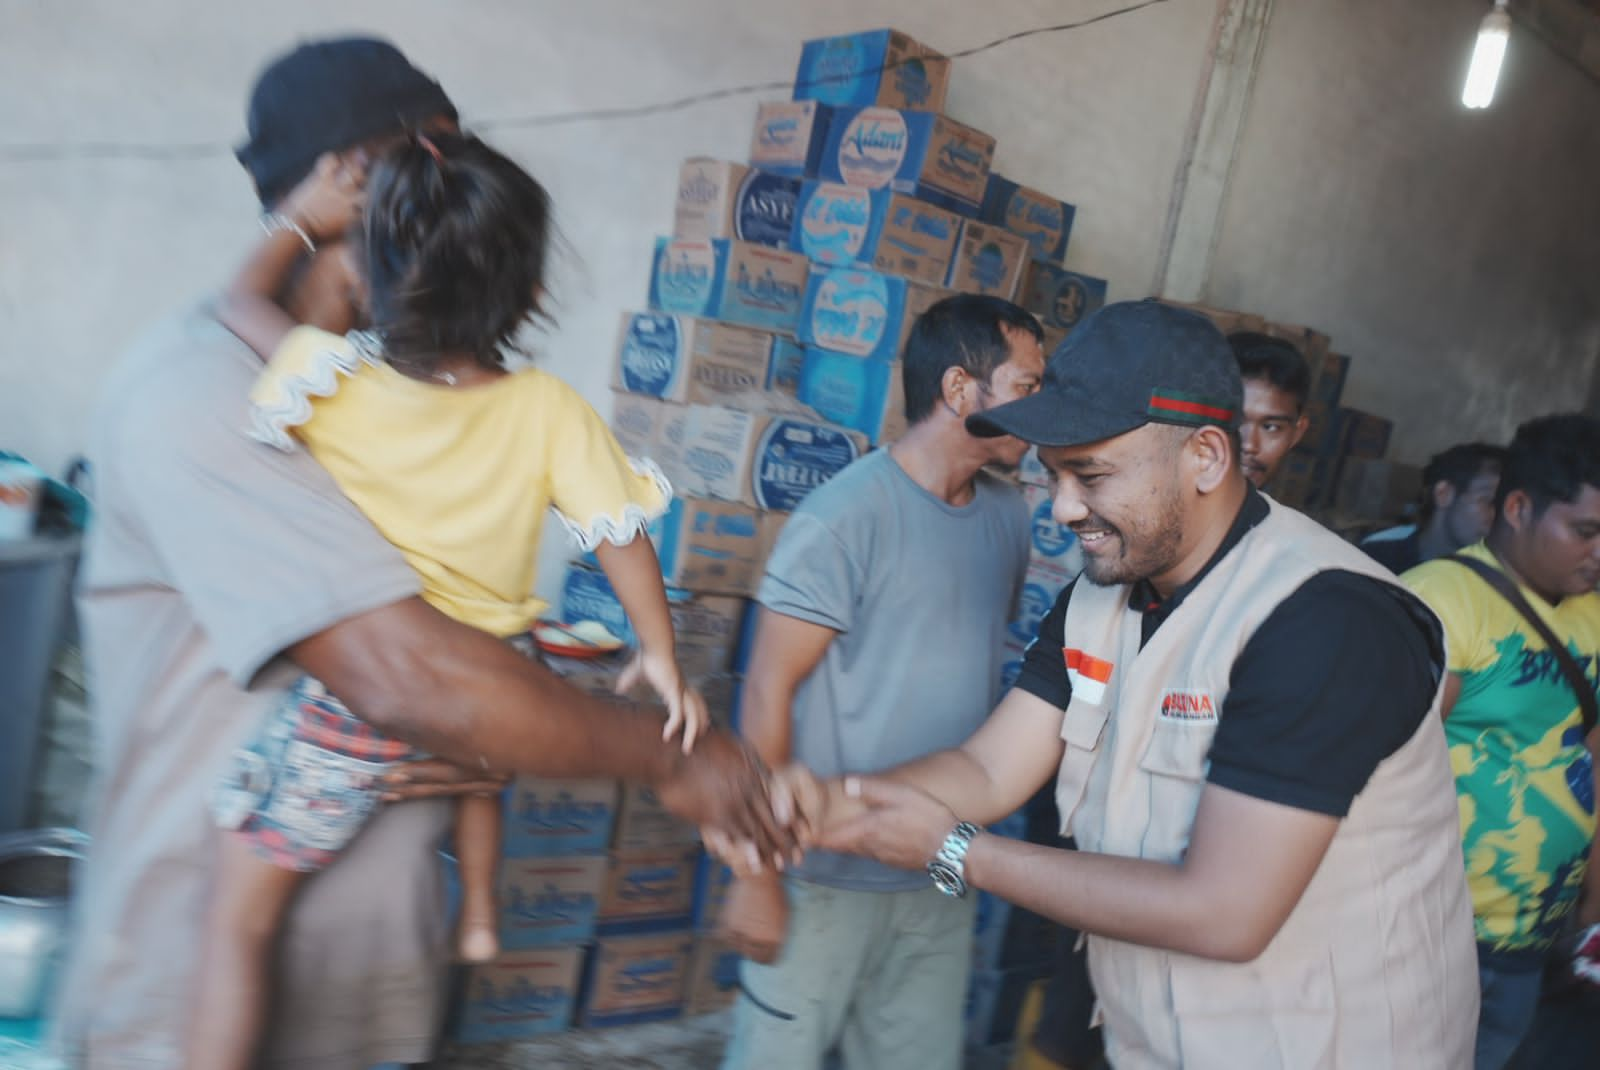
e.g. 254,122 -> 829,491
0,0 -> 1175,164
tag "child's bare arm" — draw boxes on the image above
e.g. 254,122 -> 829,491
216,153 -> 364,361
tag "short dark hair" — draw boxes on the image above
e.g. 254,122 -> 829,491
1228,332 -> 1310,411
902,295 -> 1043,425
1496,413 -> 1600,515
363,133 -> 552,371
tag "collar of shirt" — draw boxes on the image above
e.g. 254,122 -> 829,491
1131,484 -> 1271,644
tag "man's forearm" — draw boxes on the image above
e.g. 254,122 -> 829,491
964,835 -> 1254,961
884,748 -> 1019,826
292,597 -> 682,784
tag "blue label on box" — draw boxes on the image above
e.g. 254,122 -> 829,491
1031,267 -> 1108,331
734,171 -> 800,247
753,418 -> 862,512
1000,654 -> 1024,692
981,177 -> 1076,263
797,348 -> 895,440
833,108 -> 910,188
504,782 -> 615,857
969,238 -> 1012,292
561,566 -> 636,647
501,881 -> 601,949
726,255 -> 806,333
752,102 -> 832,177
1009,581 -> 1055,646
800,267 -> 908,360
796,31 -> 880,107
1030,498 -> 1077,558
795,181 -> 876,264
459,970 -> 575,1042
767,336 -> 806,394
649,239 -> 722,317
618,313 -> 682,398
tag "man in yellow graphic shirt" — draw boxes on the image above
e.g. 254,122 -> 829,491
1405,413 -> 1600,1070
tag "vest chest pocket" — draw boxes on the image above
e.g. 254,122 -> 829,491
1136,718 -> 1217,861
1055,698 -> 1109,836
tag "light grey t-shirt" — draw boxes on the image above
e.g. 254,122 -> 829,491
54,308 -> 452,1069
758,449 -> 1029,891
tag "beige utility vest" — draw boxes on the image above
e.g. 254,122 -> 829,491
1055,499 -> 1478,1068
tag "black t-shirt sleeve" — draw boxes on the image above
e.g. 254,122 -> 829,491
1014,580 -> 1076,709
1206,570 -> 1444,817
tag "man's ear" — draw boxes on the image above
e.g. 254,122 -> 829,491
1189,425 -> 1234,494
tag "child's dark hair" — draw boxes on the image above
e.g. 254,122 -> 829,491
363,132 -> 551,371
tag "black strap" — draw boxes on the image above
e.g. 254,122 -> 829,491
1445,554 -> 1598,736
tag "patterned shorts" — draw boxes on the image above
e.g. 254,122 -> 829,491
215,634 -> 539,872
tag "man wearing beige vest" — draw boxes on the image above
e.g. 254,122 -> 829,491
768,301 -> 1479,1067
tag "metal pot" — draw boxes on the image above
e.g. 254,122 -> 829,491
0,828 -> 86,1019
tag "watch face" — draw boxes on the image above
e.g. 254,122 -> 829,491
927,861 -> 966,898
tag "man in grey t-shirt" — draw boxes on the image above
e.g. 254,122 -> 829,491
719,296 -> 1044,1070
55,39 -> 783,1070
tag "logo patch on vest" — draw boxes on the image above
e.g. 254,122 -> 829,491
1063,648 -> 1113,705
1158,689 -> 1218,724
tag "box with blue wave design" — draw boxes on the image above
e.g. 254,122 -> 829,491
580,929 -> 694,1028
980,175 -> 1077,263
750,101 -> 834,178
496,855 -> 608,950
597,847 -> 698,932
793,28 -> 950,113
818,106 -> 995,217
648,237 -> 810,335
791,180 -> 961,286
453,947 -> 584,1043
797,347 -> 905,445
797,265 -> 909,362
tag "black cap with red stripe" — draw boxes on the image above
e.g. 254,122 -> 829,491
967,299 -> 1241,448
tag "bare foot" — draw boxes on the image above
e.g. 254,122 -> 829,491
456,921 -> 499,964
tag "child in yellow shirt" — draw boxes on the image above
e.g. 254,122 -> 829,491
188,135 -> 706,1070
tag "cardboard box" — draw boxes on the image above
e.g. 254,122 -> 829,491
797,266 -> 913,361
453,947 -> 585,1044
649,238 -> 810,335
614,312 -> 773,406
767,335 -> 806,397
946,220 -> 1029,300
673,158 -> 801,248
998,637 -> 1028,693
797,348 -> 904,444
693,671 -> 740,734
685,936 -> 741,1015
794,28 -> 950,112
497,855 -> 608,950
1340,408 -> 1394,460
1022,483 -> 1079,569
979,175 -> 1076,263
791,181 -> 960,286
560,564 -> 746,677
691,851 -> 734,933
671,404 -> 866,512
580,930 -> 695,1028
1336,458 -> 1423,522
597,848 -> 699,931
1008,572 -> 1060,649
503,776 -> 619,858
1016,447 -> 1051,487
608,392 -> 683,470
1315,353 -> 1352,408
750,100 -> 833,178
612,784 -> 700,852
1019,264 -> 1108,333
1268,451 -> 1318,510
819,107 -> 995,217
652,496 -> 769,597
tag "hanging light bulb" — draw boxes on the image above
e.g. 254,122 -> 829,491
1462,1 -> 1511,109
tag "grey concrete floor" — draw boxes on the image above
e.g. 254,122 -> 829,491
435,1011 -> 1014,1069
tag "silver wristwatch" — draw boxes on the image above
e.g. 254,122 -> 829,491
927,821 -> 980,898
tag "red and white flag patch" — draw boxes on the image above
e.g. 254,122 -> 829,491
1063,648 -> 1114,705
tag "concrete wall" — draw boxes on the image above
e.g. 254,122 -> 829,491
1205,0 -> 1600,461
3,0 -> 1598,541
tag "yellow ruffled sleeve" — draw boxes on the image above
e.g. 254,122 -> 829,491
246,326 -> 382,451
543,381 -> 673,551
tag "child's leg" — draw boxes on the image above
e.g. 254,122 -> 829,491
453,792 -> 503,963
184,833 -> 306,1070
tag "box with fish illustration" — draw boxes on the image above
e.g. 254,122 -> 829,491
502,775 -> 619,858
673,158 -> 801,248
979,175 -> 1077,263
597,847 -> 699,931
791,181 -> 960,286
750,100 -> 834,177
648,238 -> 810,335
453,947 -> 585,1043
1019,264 -> 1108,334
797,347 -> 904,445
496,855 -> 608,950
797,266 -> 910,362
945,220 -> 1029,300
819,107 -> 995,216
613,312 -> 773,407
793,28 -> 950,112
579,929 -> 695,1028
